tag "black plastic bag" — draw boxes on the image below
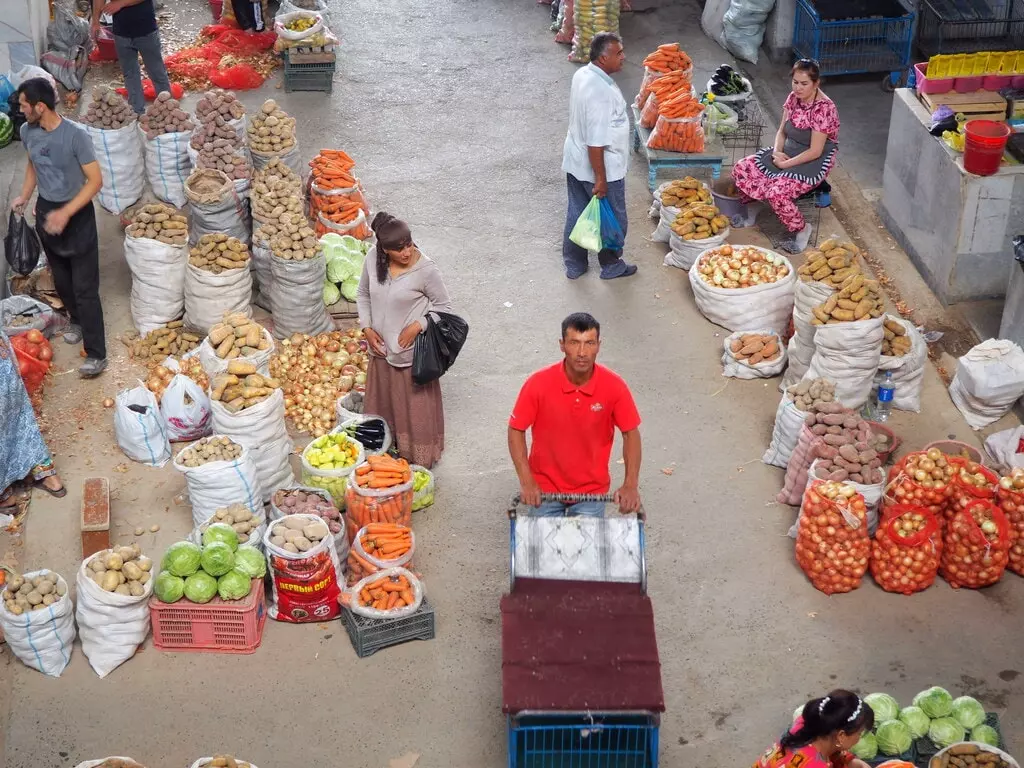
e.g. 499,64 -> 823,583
412,311 -> 469,385
4,211 -> 42,276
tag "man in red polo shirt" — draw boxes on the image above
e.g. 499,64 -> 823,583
508,312 -> 642,516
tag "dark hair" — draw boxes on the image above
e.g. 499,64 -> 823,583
17,78 -> 57,111
370,211 -> 413,284
589,31 -> 622,63
561,312 -> 600,340
781,690 -> 873,754
792,58 -> 821,83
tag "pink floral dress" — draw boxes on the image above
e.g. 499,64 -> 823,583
732,91 -> 841,232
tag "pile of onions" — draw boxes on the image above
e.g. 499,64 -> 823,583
269,328 -> 368,437
947,459 -> 997,523
144,358 -> 209,402
996,469 -> 1024,576
870,505 -> 941,595
145,364 -> 176,401
795,480 -> 870,595
940,498 -> 1010,589
885,448 -> 956,519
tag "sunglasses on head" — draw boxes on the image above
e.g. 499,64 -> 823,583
796,58 -> 820,68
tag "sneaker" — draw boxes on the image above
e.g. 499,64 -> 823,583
79,358 -> 108,378
63,324 -> 83,344
565,266 -> 588,280
600,263 -> 638,280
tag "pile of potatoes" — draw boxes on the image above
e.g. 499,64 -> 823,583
252,179 -> 303,229
270,218 -> 319,261
2,571 -> 67,615
268,515 -> 331,553
126,203 -> 188,245
190,89 -> 246,150
85,545 -> 153,596
179,436 -> 243,467
728,333 -> 781,365
195,140 -> 250,180
139,92 -> 195,139
787,378 -> 837,411
882,317 -> 912,356
207,314 -> 271,359
797,239 -> 863,287
81,86 -> 136,129
806,405 -> 887,484
201,504 -> 261,543
659,177 -> 712,207
126,321 -> 202,362
189,234 -> 250,273
211,367 -> 281,413
253,157 -> 300,192
670,201 -> 730,240
811,272 -> 884,325
247,99 -> 297,153
273,489 -> 343,534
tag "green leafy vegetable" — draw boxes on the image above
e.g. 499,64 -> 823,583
217,569 -> 253,601
914,686 -> 954,719
323,280 -> 341,306
851,732 -> 878,760
928,717 -> 965,748
865,692 -> 901,724
951,696 -> 986,730
971,725 -> 999,747
199,541 -> 235,577
161,541 -> 202,577
876,720 -> 913,755
183,571 -> 218,603
898,706 -> 930,739
340,275 -> 360,302
153,570 -> 185,603
201,522 -> 239,552
233,545 -> 267,578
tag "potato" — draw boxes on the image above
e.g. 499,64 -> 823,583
105,552 -> 124,571
88,558 -> 106,573
123,561 -> 143,581
101,571 -> 120,592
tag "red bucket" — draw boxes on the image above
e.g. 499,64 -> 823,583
963,120 -> 1011,176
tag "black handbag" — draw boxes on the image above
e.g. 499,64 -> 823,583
412,311 -> 469,385
4,211 -> 41,276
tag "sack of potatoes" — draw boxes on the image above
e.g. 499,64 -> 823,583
882,317 -> 912,357
81,86 -> 136,129
2,570 -> 68,615
811,272 -> 883,324
797,238 -> 863,287
728,332 -> 781,366
247,99 -> 297,153
126,320 -> 201,362
189,234 -> 251,273
178,436 -> 244,467
210,367 -> 282,413
84,544 -> 154,597
207,313 -> 272,360
126,203 -> 188,246
140,91 -> 195,139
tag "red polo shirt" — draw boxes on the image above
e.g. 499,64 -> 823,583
509,362 -> 641,494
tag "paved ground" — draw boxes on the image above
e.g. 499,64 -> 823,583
1,1 -> 1023,767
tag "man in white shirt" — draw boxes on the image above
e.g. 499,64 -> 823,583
561,32 -> 636,281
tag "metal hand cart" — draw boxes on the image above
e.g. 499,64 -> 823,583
501,494 -> 664,767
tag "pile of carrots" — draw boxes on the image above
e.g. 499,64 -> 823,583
355,571 -> 417,612
347,523 -> 415,584
647,114 -> 705,154
308,149 -> 371,238
345,457 -> 415,538
642,43 -> 692,74
635,44 -> 693,111
639,69 -> 692,129
354,455 -> 413,489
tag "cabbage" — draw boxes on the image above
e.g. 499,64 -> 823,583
183,571 -> 218,603
201,522 -> 239,552
928,717 -> 965,748
971,725 -> 999,747
865,692 -> 901,723
321,233 -> 370,263
199,541 -> 235,577
233,545 -> 266,578
876,720 -> 913,755
341,275 -> 360,302
951,696 -> 986,729
898,706 -> 931,738
217,569 -> 253,601
323,280 -> 341,306
162,541 -> 202,577
153,570 -> 185,603
851,732 -> 878,760
914,686 -> 954,718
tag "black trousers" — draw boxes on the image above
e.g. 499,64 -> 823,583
34,197 -> 106,360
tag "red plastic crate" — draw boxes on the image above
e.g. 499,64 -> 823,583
150,579 -> 266,653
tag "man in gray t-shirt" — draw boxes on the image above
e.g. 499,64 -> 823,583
11,78 -> 107,378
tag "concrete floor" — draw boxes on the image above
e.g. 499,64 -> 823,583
2,1 -> 1024,767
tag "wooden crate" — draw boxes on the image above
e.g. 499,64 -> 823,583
920,90 -> 1008,122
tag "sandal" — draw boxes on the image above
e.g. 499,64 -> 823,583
33,479 -> 67,498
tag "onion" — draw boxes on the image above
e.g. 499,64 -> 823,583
940,499 -> 1009,588
796,481 -> 870,595
154,365 -> 170,379
102,397 -> 114,408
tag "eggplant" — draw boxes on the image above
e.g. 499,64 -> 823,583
710,83 -> 728,96
717,64 -> 734,74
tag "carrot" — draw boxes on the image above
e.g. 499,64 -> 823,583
355,464 -> 373,476
400,588 -> 414,604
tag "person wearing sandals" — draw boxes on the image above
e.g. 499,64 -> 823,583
731,59 -> 839,254
357,212 -> 453,468
0,330 -> 66,510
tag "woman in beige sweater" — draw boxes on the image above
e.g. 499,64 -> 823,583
356,212 -> 453,468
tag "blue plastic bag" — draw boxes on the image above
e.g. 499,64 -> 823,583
0,76 -> 14,115
599,197 -> 625,251
569,195 -> 602,252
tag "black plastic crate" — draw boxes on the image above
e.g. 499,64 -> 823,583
341,598 -> 435,657
914,712 -> 1007,764
918,0 -> 1024,56
284,64 -> 335,94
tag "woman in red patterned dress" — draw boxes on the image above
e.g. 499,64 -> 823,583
754,690 -> 874,768
732,59 -> 840,253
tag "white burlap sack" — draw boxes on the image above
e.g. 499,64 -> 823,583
183,263 -> 253,335
949,339 -> 1024,430
688,248 -> 796,334
780,279 -> 835,391
210,389 -> 295,502
113,383 -> 171,467
185,170 -> 252,246
665,229 -> 729,271
0,571 -> 75,677
651,204 -> 679,243
251,239 -> 273,311
197,325 -> 274,377
173,436 -> 264,527
762,393 -> 805,468
721,329 -> 787,379
789,459 -> 883,537
82,122 -> 145,214
270,252 -> 334,339
141,126 -> 192,207
803,316 -> 885,410
123,232 -> 189,335
251,143 -> 301,174
875,315 -> 928,413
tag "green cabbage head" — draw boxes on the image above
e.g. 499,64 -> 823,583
951,696 -> 986,729
971,725 -> 999,747
899,706 -> 931,739
162,541 -> 201,577
200,541 -> 235,577
202,522 -> 239,552
851,732 -> 878,760
914,686 -> 954,718
217,569 -> 253,601
876,720 -> 913,755
341,275 -> 360,302
865,692 -> 901,723
929,717 -> 966,748
153,570 -> 185,603
233,545 -> 266,578
183,571 -> 218,603
323,280 -> 341,306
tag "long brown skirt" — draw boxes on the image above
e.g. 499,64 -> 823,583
363,356 -> 444,468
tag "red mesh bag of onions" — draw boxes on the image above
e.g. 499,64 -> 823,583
884,448 -> 956,520
940,498 -> 1010,589
870,505 -> 941,595
946,458 -> 997,523
996,468 -> 1024,575
795,480 -> 870,595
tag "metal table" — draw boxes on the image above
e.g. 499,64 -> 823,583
631,105 -> 726,192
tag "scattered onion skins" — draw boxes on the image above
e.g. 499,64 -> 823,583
870,505 -> 941,595
940,499 -> 1010,589
795,480 -> 870,595
269,329 -> 369,437
996,468 -> 1024,576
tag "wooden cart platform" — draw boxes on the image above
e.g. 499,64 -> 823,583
631,105 -> 725,192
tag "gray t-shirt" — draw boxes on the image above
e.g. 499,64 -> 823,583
20,119 -> 96,203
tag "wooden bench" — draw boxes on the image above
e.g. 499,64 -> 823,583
631,105 -> 726,192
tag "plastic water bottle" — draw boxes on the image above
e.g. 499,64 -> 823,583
876,371 -> 895,422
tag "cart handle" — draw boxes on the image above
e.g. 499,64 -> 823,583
507,492 -> 646,522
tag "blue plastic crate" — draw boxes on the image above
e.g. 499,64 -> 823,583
508,712 -> 659,768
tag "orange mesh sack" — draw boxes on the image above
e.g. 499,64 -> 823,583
996,468 -> 1024,575
940,498 -> 1010,589
870,505 -> 942,595
795,480 -> 870,595
883,449 -> 956,520
946,458 -> 997,523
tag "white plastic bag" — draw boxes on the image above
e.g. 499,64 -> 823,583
0,570 -> 75,677
197,325 -> 273,377
347,566 -> 424,620
74,553 -> 152,678
269,485 -> 347,558
141,126 -> 192,207
270,252 -> 334,339
82,122 -> 145,214
114,383 -> 171,467
721,329 -> 787,379
762,394 -> 805,469
273,9 -> 325,39
984,426 -> 1024,473
721,0 -> 775,64
651,204 -> 679,243
173,436 -> 263,527
183,263 -> 253,335
688,248 -> 796,334
210,390 -> 294,503
875,315 -> 927,413
75,758 -> 144,768
123,231 -> 189,335
780,279 -> 835,391
803,316 -> 885,410
263,513 -> 343,623
190,759 -> 261,768
190,506 -> 267,551
789,459 -> 882,538
949,339 -> 1024,430
278,0 -> 331,26
665,229 -> 729,271
160,373 -> 212,442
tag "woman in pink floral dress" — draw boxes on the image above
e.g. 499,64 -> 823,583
732,59 -> 840,253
